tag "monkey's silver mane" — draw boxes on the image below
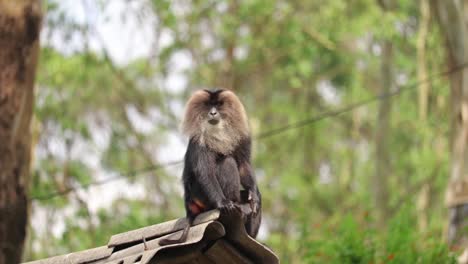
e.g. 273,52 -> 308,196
182,90 -> 250,155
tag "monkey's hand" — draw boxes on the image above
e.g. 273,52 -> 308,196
248,190 -> 260,215
218,199 -> 240,215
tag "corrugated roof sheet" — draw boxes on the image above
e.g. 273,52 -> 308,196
24,205 -> 279,264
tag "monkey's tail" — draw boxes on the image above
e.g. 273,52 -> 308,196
158,219 -> 192,246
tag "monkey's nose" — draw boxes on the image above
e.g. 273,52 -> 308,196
209,107 -> 218,116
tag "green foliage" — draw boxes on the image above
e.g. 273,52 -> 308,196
307,215 -> 375,263
26,0 -> 459,263
305,210 -> 456,263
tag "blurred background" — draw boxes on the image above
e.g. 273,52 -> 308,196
4,0 -> 468,263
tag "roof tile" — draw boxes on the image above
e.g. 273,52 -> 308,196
23,207 -> 279,264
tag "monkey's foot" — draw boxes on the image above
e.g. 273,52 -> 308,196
220,201 -> 241,215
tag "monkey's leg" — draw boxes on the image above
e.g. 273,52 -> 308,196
186,141 -> 232,210
216,157 -> 242,215
217,157 -> 241,203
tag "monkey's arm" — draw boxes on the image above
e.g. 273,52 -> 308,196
186,140 -> 234,209
235,139 -> 261,214
239,161 -> 261,213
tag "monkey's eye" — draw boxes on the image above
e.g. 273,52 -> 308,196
217,101 -> 224,107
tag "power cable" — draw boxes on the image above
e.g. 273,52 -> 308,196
30,62 -> 468,201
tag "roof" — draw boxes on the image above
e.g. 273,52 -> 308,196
24,204 -> 279,264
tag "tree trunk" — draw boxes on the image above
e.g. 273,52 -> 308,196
431,0 -> 468,255
372,0 -> 395,228
373,39 -> 393,226
416,0 -> 431,233
0,1 -> 41,263
417,0 -> 430,121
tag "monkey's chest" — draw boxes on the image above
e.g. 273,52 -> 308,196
199,126 -> 239,155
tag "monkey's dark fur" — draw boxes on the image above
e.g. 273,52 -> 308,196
159,89 -> 261,246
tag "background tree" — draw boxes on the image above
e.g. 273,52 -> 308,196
23,1 -> 465,263
373,0 -> 394,227
0,1 -> 42,263
431,0 -> 468,255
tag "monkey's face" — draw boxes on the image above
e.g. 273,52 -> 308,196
183,89 -> 250,153
200,89 -> 248,131
185,89 -> 232,128
204,91 -> 224,126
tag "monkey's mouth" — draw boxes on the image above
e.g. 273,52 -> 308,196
208,119 -> 220,125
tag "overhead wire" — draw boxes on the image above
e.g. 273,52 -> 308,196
29,62 -> 468,201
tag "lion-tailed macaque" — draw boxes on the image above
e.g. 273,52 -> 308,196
159,89 -> 261,246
